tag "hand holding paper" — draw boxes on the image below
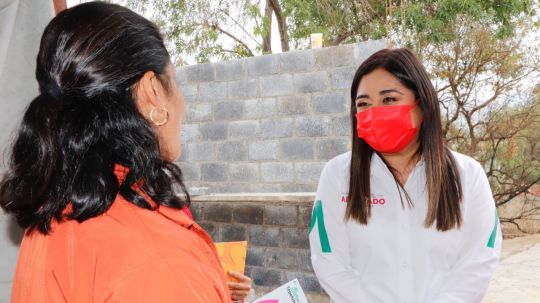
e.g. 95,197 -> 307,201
214,241 -> 248,282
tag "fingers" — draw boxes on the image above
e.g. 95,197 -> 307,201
230,288 -> 250,301
228,271 -> 252,283
228,281 -> 251,291
228,272 -> 252,301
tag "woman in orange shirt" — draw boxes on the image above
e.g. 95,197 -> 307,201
0,2 -> 249,302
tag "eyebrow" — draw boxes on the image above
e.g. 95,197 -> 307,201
355,89 -> 404,100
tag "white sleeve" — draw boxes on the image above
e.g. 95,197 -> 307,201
431,161 -> 502,303
309,161 -> 384,303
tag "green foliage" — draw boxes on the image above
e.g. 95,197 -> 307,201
121,0 -> 261,64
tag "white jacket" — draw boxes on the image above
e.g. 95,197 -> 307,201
309,151 -> 502,303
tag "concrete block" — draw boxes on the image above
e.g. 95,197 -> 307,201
175,67 -> 189,86
199,222 -> 219,240
317,138 -> 349,159
234,204 -> 264,224
265,205 -> 297,226
261,163 -> 294,183
354,39 -> 387,64
200,122 -> 228,140
229,163 -> 259,182
218,142 -> 247,161
186,103 -> 212,122
214,100 -> 244,120
298,206 -> 313,229
260,74 -> 294,97
250,183 -> 283,193
178,162 -> 201,181
293,71 -> 328,93
314,47 -> 333,69
180,124 -> 199,142
251,267 -> 283,288
187,142 -> 216,161
247,54 -> 280,76
312,92 -> 347,114
229,120 -> 260,139
295,162 -> 325,183
297,250 -> 314,272
281,227 -> 309,249
249,140 -> 279,161
179,143 -> 189,162
295,116 -> 331,137
280,49 -> 315,73
228,79 -> 258,99
189,202 -> 204,221
199,81 -> 227,101
180,83 -> 198,102
215,60 -> 245,81
281,183 -> 316,192
201,163 -> 228,182
266,248 -> 298,270
244,98 -> 277,119
332,44 -> 355,67
260,118 -> 294,139
330,114 -> 351,137
277,95 -> 310,115
249,226 -> 280,247
280,139 -> 314,160
212,183 -> 252,193
246,247 -> 266,267
204,203 -> 233,223
221,224 -> 247,242
331,66 -> 356,90
181,63 -> 215,83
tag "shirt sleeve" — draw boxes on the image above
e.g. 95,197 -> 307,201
309,161 -> 387,303
430,160 -> 502,303
106,259 -> 232,303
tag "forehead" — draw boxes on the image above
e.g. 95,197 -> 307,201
357,68 -> 405,94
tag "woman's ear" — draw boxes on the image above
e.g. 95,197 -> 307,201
134,71 -> 166,115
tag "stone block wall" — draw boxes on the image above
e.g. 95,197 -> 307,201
176,40 -> 387,194
190,194 -> 329,303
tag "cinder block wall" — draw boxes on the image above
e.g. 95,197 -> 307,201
190,194 -> 330,303
176,40 -> 387,194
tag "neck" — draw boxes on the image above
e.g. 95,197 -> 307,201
379,140 -> 421,185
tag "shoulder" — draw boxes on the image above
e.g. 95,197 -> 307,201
323,151 -> 351,176
449,150 -> 482,167
449,150 -> 486,177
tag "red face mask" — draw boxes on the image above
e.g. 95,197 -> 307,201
356,104 -> 421,153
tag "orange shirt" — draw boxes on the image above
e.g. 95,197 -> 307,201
11,166 -> 231,303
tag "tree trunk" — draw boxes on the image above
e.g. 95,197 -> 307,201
269,0 -> 290,52
262,0 -> 273,54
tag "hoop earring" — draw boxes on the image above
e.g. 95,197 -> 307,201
150,107 -> 169,126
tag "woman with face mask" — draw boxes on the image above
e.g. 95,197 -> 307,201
309,48 -> 501,303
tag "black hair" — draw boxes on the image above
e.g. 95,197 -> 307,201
0,1 -> 190,234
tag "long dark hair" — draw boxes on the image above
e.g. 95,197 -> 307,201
347,48 -> 463,231
0,2 -> 190,234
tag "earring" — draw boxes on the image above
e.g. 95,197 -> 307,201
150,107 -> 169,126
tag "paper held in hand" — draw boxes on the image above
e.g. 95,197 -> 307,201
252,279 -> 309,303
214,241 -> 248,282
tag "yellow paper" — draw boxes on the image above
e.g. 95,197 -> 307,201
214,241 -> 248,282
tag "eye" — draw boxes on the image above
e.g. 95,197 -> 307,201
383,96 -> 397,104
356,101 -> 370,108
